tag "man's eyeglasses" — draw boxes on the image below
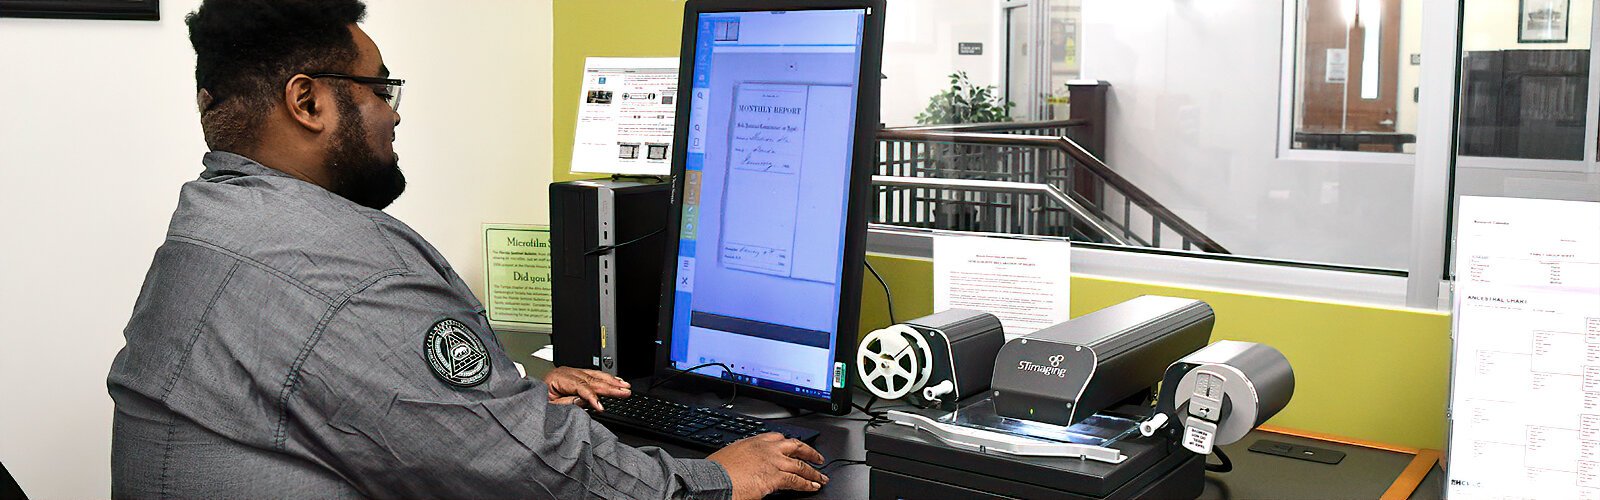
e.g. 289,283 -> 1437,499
308,73 -> 405,111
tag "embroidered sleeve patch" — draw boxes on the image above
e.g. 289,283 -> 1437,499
424,318 -> 491,387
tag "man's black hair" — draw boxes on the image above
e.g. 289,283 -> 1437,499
187,0 -> 368,151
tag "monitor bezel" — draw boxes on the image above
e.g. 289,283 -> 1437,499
654,0 -> 884,416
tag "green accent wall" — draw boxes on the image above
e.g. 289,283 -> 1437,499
552,0 -> 687,182
861,254 -> 1451,451
553,0 -> 1451,451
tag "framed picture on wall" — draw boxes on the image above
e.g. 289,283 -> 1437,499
0,0 -> 159,21
1518,0 -> 1569,43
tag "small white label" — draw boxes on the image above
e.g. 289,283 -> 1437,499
1183,417 -> 1218,455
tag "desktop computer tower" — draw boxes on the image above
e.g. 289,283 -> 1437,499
549,179 -> 670,379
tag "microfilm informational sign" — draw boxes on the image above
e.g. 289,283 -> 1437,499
483,223 -> 553,331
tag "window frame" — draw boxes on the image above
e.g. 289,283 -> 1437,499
865,0 -> 1488,311
1275,0 -> 1419,165
1452,0 -> 1600,174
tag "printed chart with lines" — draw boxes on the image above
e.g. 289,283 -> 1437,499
1448,197 -> 1600,499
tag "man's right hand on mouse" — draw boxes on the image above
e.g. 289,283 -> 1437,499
707,432 -> 829,500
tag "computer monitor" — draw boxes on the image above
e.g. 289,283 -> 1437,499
655,0 -> 885,415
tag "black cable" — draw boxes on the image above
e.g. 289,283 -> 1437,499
648,362 -> 740,409
863,259 -> 896,325
609,174 -> 669,184
851,401 -> 878,416
850,400 -> 894,426
815,458 -> 868,472
1206,447 -> 1233,473
585,227 -> 665,256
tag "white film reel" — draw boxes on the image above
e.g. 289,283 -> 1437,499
856,324 -> 934,400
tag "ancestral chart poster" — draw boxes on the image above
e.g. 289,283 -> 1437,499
1447,197 -> 1600,499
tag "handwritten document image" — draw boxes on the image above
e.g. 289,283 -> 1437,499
719,83 -> 810,276
717,82 -> 856,283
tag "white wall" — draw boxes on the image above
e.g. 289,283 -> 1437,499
882,0 -> 1003,126
0,1 -> 553,497
1081,0 -> 1415,270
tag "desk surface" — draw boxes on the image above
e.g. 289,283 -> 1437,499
501,331 -> 1442,499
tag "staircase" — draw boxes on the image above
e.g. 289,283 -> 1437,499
871,119 -> 1228,254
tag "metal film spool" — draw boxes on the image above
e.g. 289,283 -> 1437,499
856,324 -> 934,400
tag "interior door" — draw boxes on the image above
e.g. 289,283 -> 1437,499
1004,0 -> 1039,121
1299,0 -> 1404,134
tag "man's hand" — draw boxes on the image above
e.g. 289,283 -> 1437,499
543,367 -> 631,411
707,433 -> 828,500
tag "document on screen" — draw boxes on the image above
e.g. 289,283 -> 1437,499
718,82 -> 853,283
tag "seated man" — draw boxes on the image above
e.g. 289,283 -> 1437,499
106,1 -> 826,498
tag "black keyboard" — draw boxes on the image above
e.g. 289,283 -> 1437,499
587,394 -> 820,451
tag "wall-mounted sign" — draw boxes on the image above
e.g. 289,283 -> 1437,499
959,42 -> 984,56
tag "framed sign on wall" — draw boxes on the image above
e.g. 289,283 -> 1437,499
0,0 -> 159,21
1518,0 -> 1570,43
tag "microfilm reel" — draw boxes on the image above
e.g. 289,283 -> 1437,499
856,324 -> 934,400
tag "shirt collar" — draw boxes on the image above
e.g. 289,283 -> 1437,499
199,151 -> 298,182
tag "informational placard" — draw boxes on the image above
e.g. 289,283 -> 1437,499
483,224 -> 553,331
571,57 -> 678,176
1447,197 -> 1600,499
1325,48 -> 1348,84
934,234 -> 1072,338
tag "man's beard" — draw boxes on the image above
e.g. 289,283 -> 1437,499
326,86 -> 405,210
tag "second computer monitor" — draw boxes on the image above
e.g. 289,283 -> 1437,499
656,1 -> 884,415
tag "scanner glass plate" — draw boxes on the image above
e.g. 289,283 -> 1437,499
937,398 -> 1141,447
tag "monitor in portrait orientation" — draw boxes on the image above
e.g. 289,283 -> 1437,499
655,0 -> 885,415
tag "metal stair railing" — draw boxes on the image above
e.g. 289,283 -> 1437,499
871,175 -> 1129,247
887,119 -> 1091,137
873,128 -> 1229,254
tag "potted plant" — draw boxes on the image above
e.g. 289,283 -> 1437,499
913,72 -> 1017,232
915,71 -> 1016,125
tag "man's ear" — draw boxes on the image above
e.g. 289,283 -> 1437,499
195,89 -> 213,113
283,74 -> 329,133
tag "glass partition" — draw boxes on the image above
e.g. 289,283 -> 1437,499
1448,0 -> 1600,277
874,0 -> 1424,272
1287,0 -> 1420,154
1457,0 -> 1594,164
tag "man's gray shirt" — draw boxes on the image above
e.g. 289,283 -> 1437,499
107,152 -> 732,499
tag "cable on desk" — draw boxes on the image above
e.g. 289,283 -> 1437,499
850,400 -> 893,426
648,362 -> 741,409
1206,447 -> 1233,473
863,259 -> 896,326
815,458 -> 868,472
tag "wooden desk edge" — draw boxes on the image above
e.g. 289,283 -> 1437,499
1255,425 -> 1439,500
1379,450 -> 1440,500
